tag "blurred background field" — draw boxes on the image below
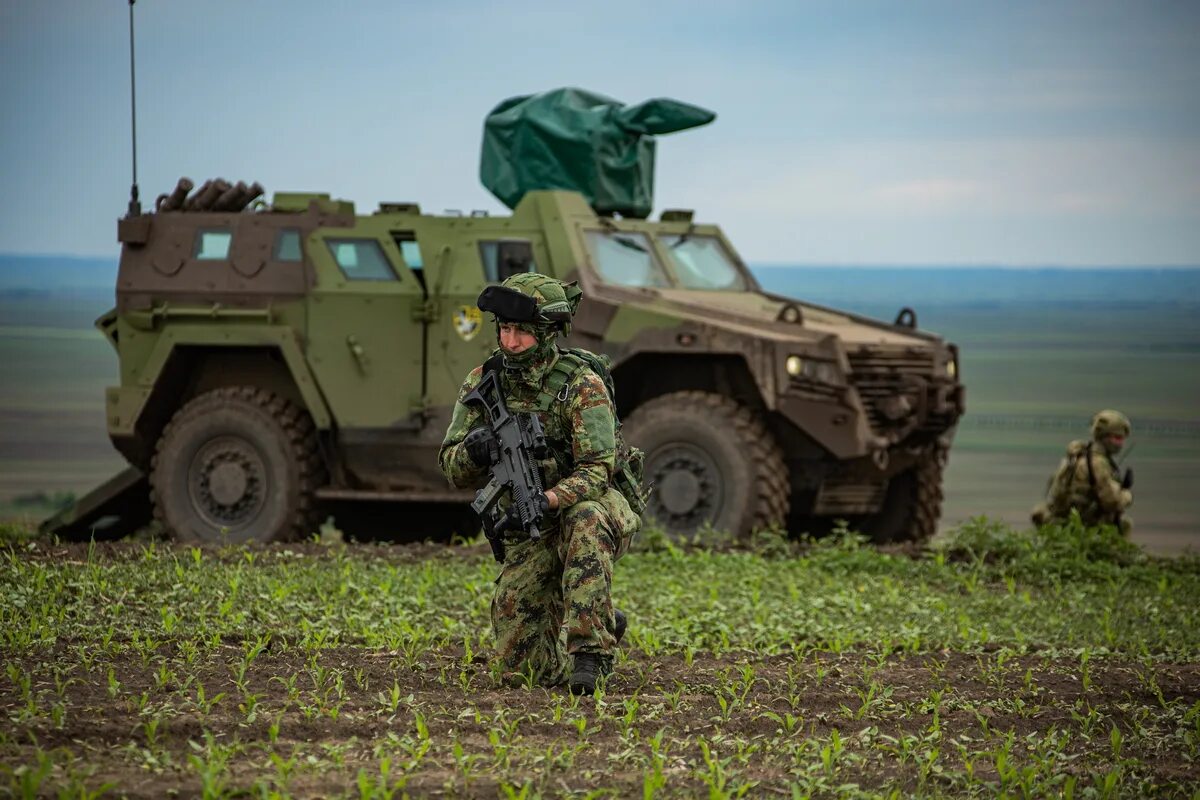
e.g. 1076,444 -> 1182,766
2,259 -> 1198,553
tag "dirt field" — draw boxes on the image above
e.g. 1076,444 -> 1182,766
3,529 -> 1198,797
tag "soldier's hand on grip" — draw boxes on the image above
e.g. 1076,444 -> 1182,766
1121,467 -> 1134,490
464,426 -> 499,467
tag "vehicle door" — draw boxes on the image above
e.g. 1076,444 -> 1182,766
417,233 -> 545,405
305,227 -> 424,430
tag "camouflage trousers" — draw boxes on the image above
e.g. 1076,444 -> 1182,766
491,487 -> 637,687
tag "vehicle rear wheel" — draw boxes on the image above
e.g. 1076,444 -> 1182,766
858,446 -> 946,544
622,391 -> 789,542
151,386 -> 323,543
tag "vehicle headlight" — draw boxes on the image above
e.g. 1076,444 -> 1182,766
786,355 -> 840,383
946,360 -> 957,379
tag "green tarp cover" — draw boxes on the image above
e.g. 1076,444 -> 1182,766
480,88 -> 715,219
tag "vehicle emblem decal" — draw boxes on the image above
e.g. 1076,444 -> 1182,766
454,305 -> 483,341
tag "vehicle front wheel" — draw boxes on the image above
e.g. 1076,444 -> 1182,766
151,387 -> 323,543
858,445 -> 947,544
621,391 -> 789,542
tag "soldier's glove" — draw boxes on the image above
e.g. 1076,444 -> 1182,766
1121,468 -> 1134,490
464,426 -> 499,467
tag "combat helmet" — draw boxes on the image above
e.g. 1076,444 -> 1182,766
477,273 -> 583,333
1091,409 -> 1131,451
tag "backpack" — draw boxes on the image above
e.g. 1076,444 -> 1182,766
540,347 -> 650,516
1045,440 -> 1096,518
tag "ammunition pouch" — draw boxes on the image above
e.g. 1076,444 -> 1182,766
614,445 -> 649,517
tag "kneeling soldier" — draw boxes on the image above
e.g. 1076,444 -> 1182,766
439,273 -> 641,694
1032,409 -> 1134,536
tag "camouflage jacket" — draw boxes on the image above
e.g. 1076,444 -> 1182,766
438,347 -> 617,510
1055,439 -> 1133,523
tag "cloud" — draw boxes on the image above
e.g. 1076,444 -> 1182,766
1048,191 -> 1122,214
870,179 -> 985,211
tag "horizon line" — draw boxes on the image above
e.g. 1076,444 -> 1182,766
2,251 -> 1199,272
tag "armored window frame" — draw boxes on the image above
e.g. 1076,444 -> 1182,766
479,240 -> 536,283
390,232 -> 425,272
194,229 -> 233,261
325,238 -> 399,282
272,229 -> 303,262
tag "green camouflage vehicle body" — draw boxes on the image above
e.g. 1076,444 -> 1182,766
46,183 -> 964,544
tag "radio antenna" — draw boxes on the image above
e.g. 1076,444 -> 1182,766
126,0 -> 141,217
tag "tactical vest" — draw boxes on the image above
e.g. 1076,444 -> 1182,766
531,348 -> 649,516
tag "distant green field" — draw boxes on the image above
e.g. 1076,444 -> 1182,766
0,327 -> 122,509
1,292 -> 1197,552
910,305 -> 1200,554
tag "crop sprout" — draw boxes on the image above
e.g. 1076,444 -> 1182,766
0,516 -> 1197,796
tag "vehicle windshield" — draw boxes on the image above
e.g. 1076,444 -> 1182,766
659,234 -> 749,291
583,231 -> 670,288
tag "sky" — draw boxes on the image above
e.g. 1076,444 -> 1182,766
1,1 -> 1198,266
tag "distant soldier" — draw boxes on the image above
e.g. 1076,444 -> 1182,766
439,273 -> 642,695
1032,409 -> 1134,536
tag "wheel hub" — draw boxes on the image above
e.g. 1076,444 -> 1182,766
646,444 -> 722,532
189,436 -> 266,529
658,469 -> 702,515
208,462 -> 249,506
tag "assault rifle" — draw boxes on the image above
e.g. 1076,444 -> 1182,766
462,365 -> 550,563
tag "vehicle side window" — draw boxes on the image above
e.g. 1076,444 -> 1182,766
399,240 -> 423,269
326,239 -> 398,281
273,229 -> 302,262
479,240 -> 535,283
194,229 -> 232,260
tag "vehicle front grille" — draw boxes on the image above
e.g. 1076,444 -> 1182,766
847,346 -> 936,435
847,348 -> 935,374
786,377 -> 842,402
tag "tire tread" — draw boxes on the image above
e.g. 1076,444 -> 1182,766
150,386 -> 323,542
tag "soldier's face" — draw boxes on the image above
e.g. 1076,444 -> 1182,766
1106,434 -> 1125,452
499,323 -> 537,354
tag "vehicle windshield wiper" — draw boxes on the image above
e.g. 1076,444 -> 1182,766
611,234 -> 648,253
671,223 -> 696,248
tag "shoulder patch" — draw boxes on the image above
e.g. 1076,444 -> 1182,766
579,405 -> 616,454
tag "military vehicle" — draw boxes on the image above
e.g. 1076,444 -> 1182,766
45,88 -> 964,544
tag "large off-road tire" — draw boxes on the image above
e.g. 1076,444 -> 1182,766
151,387 -> 323,543
622,391 -> 789,541
859,446 -> 947,544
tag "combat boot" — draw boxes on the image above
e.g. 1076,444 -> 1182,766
614,609 -> 627,645
568,652 -> 613,696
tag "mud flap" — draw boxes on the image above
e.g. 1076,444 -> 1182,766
39,467 -> 152,540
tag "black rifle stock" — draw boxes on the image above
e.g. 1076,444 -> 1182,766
463,368 -> 550,562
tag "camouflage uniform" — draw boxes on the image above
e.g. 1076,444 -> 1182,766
1032,410 -> 1133,536
439,274 -> 640,688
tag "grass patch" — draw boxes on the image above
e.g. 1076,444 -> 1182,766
1,522 -> 1197,796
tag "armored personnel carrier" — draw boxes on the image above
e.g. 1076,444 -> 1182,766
45,89 -> 964,544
